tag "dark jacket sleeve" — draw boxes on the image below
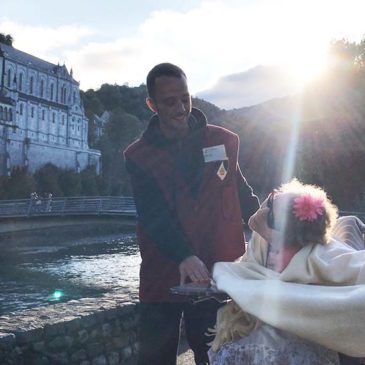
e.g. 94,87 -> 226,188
236,164 -> 260,224
125,157 -> 194,263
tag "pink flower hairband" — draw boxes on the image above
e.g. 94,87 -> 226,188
293,193 -> 324,221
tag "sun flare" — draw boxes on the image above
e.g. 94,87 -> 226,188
285,50 -> 329,87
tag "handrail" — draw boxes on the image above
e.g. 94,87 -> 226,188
0,197 -> 363,221
0,196 -> 136,218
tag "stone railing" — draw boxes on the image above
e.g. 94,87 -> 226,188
0,292 -> 139,365
0,196 -> 136,218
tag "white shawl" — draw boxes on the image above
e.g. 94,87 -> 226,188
212,216 -> 365,356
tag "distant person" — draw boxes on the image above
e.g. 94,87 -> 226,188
45,193 -> 52,212
124,63 -> 259,365
209,179 -> 365,365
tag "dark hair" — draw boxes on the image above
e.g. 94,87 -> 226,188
146,63 -> 186,99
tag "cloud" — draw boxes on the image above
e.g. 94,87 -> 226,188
64,0 -> 267,91
0,1 -> 269,91
0,19 -> 94,64
197,65 -> 300,109
1,0 -> 365,98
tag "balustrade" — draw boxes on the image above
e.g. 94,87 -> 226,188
0,196 -> 136,217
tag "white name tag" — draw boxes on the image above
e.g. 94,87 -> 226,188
202,144 -> 228,163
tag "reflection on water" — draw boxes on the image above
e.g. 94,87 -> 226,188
0,234 -> 140,315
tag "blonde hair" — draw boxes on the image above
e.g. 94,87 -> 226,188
208,301 -> 257,352
276,179 -> 338,247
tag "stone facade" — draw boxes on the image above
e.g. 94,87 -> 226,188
93,111 -> 110,141
0,43 -> 101,176
0,293 -> 139,365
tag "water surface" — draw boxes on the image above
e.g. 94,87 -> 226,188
0,233 -> 140,315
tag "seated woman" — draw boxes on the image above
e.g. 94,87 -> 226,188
208,179 -> 365,365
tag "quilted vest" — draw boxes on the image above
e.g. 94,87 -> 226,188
125,124 -> 246,302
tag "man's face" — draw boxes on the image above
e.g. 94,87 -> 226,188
147,75 -> 192,139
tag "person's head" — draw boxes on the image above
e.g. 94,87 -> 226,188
146,63 -> 192,139
248,179 -> 338,247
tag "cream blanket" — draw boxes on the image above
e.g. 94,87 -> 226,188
212,216 -> 365,356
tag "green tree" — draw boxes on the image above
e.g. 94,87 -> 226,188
80,166 -> 99,196
117,84 -> 152,121
97,84 -> 123,111
81,89 -> 104,117
0,176 -> 8,199
58,169 -> 82,196
102,108 -> 144,195
4,167 -> 36,199
34,163 -> 63,196
324,38 -> 365,90
0,33 -> 13,46
80,89 -> 105,147
192,97 -> 224,124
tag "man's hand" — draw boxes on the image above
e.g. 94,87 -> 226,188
179,255 -> 210,285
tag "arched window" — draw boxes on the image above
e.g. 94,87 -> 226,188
9,109 -> 13,122
4,108 -> 8,121
59,85 -> 67,104
52,112 -> 56,123
50,84 -> 54,101
7,69 -> 12,88
19,103 -> 23,115
0,106 -> 3,120
19,73 -> 23,91
42,110 -> 45,120
40,79 -> 44,98
30,76 -> 34,94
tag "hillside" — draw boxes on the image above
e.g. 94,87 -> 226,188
81,38 -> 365,208
80,77 -> 365,210
217,79 -> 365,207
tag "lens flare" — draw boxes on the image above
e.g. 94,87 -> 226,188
52,289 -> 64,300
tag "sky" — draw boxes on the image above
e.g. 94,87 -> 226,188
1,0 -> 365,108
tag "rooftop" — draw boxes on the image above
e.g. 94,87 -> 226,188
0,43 -> 76,83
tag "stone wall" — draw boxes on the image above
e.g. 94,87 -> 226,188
9,140 -> 100,174
0,215 -> 136,240
0,293 -> 139,365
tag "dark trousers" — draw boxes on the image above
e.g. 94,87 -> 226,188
137,299 -> 222,365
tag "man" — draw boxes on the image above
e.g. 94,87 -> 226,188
124,63 -> 259,365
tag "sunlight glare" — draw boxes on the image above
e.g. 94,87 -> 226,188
285,49 -> 329,87
259,0 -> 334,89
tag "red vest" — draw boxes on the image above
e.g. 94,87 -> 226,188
125,125 -> 246,302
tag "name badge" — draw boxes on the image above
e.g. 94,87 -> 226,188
203,144 -> 228,163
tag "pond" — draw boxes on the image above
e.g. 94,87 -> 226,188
0,232 -> 141,315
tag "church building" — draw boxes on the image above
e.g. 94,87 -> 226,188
0,43 -> 101,176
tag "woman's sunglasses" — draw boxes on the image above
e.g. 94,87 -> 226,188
267,191 -> 275,229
